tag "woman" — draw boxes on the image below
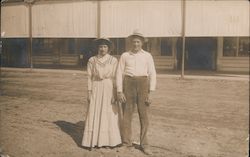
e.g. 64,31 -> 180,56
82,38 -> 121,148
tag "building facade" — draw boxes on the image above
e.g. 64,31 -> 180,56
1,0 -> 249,72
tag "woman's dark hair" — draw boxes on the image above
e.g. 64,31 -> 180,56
92,39 -> 113,55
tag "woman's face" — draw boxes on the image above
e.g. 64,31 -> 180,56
98,44 -> 109,56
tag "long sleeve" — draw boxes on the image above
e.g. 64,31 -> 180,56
87,60 -> 93,91
112,57 -> 118,88
116,54 -> 125,92
148,54 -> 157,91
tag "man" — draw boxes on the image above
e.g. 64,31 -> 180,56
116,31 -> 156,155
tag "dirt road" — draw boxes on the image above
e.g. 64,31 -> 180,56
0,68 -> 249,157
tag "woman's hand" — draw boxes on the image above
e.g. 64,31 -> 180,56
111,89 -> 117,104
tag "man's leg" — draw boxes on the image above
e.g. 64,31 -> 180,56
122,76 -> 136,146
137,77 -> 151,154
137,100 -> 149,148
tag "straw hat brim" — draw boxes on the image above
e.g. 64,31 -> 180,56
128,34 -> 146,42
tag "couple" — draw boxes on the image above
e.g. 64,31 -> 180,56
82,31 -> 157,155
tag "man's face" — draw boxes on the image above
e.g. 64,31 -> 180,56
131,38 -> 143,52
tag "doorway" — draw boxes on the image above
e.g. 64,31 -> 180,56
185,37 -> 217,70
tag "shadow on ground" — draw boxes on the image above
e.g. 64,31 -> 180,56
54,120 -> 85,147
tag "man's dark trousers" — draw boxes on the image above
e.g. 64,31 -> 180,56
122,75 -> 149,149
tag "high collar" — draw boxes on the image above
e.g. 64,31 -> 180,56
96,54 -> 110,62
97,53 -> 109,59
129,49 -> 145,55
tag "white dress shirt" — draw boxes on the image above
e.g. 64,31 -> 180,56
116,49 -> 157,92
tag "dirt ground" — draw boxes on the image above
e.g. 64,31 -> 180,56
0,68 -> 249,157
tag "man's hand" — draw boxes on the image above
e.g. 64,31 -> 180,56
87,90 -> 92,104
111,97 -> 116,104
117,92 -> 126,103
145,92 -> 152,106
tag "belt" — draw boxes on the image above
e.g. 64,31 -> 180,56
124,75 -> 147,78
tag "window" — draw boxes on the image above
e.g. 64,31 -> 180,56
223,37 -> 249,57
143,38 -> 158,55
2,38 -> 29,67
60,38 -> 76,54
33,38 -> 58,55
238,37 -> 249,57
223,37 -> 237,56
110,38 -> 125,55
160,38 -> 173,56
142,37 -> 173,56
77,38 -> 93,55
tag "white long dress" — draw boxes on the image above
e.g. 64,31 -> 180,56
82,54 -> 122,147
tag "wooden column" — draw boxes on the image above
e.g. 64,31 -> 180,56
181,0 -> 186,79
97,0 -> 101,38
24,0 -> 35,69
28,2 -> 33,69
216,37 -> 223,71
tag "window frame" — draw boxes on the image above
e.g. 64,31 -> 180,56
222,37 -> 249,57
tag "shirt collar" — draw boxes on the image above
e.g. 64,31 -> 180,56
129,49 -> 145,55
96,53 -> 109,60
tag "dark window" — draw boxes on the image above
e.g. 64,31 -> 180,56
160,37 -> 173,56
223,37 -> 249,57
144,38 -> 157,55
76,38 -> 94,57
2,38 -> 28,67
60,38 -> 76,54
76,38 -> 94,66
110,38 -> 126,55
142,37 -> 173,56
33,38 -> 58,55
238,37 -> 249,57
223,37 -> 237,56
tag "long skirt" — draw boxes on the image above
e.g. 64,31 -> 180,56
82,79 -> 122,147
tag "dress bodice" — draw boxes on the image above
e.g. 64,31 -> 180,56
88,54 -> 117,80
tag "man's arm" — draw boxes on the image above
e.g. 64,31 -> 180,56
148,54 -> 157,92
116,54 -> 126,103
145,54 -> 156,106
116,54 -> 125,92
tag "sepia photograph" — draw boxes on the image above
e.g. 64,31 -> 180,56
0,0 -> 249,157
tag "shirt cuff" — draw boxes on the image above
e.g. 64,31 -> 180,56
149,87 -> 156,91
117,86 -> 123,92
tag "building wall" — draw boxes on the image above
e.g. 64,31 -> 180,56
217,57 -> 249,72
2,0 -> 249,38
100,0 -> 182,37
186,0 -> 249,37
1,0 -> 249,72
1,4 -> 29,38
32,1 -> 98,38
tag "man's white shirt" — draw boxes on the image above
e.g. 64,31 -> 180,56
116,49 -> 157,92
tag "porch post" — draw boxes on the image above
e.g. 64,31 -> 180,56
181,0 -> 186,79
25,0 -> 35,69
97,0 -> 101,38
